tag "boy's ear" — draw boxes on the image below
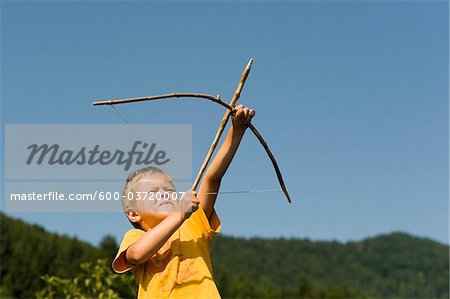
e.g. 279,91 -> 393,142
126,209 -> 141,224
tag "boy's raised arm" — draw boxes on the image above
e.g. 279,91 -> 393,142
199,105 -> 255,219
120,191 -> 199,268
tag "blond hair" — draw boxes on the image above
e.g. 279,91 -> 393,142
122,167 -> 172,229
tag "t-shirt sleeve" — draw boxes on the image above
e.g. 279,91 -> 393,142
192,207 -> 221,236
112,229 -> 145,273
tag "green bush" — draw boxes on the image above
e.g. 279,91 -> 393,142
36,259 -> 136,299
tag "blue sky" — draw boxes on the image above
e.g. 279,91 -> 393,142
1,1 -> 448,245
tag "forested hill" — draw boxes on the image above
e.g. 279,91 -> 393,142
1,212 -> 448,298
211,233 -> 449,298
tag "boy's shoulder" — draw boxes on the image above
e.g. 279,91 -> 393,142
113,228 -> 146,274
124,228 -> 145,235
120,228 -> 145,244
186,206 -> 221,236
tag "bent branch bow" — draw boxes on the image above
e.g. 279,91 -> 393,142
92,61 -> 291,203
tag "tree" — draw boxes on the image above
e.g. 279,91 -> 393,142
36,259 -> 136,299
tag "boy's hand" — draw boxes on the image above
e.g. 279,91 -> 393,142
180,189 -> 199,220
232,105 -> 255,131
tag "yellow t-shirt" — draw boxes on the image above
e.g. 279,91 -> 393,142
112,207 -> 221,298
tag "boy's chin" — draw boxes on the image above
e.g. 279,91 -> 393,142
138,201 -> 178,214
157,201 -> 177,213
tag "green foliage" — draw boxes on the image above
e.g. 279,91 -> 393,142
1,212 -> 448,298
0,213 -> 101,298
36,259 -> 136,299
99,235 -> 119,262
213,270 -> 357,299
211,233 -> 449,298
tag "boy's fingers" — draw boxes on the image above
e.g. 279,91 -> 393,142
245,113 -> 252,123
242,110 -> 249,123
235,109 -> 244,119
233,105 -> 255,124
192,200 -> 199,207
245,108 -> 253,123
185,189 -> 196,197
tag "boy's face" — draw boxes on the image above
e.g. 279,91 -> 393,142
131,173 -> 178,229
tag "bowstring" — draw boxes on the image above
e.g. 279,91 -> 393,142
107,104 -> 285,282
108,105 -> 285,195
199,189 -> 282,195
109,104 -> 184,282
110,104 -> 145,141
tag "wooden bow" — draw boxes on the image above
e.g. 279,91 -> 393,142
93,59 -> 291,203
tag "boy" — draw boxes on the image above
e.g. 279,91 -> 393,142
113,105 -> 255,298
